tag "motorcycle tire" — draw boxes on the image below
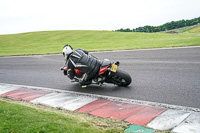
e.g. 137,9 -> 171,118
110,69 -> 132,87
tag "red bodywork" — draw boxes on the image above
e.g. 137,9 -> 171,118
74,69 -> 83,75
99,65 -> 110,75
63,67 -> 83,75
64,65 -> 110,76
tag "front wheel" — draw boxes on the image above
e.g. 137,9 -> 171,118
108,69 -> 132,87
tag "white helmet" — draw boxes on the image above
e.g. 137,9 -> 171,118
62,45 -> 73,59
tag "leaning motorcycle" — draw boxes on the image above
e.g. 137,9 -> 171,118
61,59 -> 132,87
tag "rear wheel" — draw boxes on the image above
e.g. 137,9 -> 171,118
109,69 -> 132,87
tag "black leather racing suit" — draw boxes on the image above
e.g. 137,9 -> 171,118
65,48 -> 101,85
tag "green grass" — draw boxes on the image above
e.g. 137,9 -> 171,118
187,25 -> 200,33
0,99 -> 125,133
0,25 -> 200,56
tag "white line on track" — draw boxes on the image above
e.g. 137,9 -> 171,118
1,46 -> 200,58
91,46 -> 200,54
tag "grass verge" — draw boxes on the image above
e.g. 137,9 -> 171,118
0,27 -> 200,56
0,98 -> 129,133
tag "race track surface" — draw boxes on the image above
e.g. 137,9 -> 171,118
0,46 -> 200,108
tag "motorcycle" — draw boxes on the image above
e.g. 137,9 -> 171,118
61,59 -> 132,87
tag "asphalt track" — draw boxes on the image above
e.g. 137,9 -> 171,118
0,46 -> 200,108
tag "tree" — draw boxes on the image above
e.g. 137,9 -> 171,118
116,16 -> 200,33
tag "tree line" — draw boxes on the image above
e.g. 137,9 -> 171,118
116,16 -> 200,33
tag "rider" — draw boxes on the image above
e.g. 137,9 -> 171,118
62,44 -> 101,85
